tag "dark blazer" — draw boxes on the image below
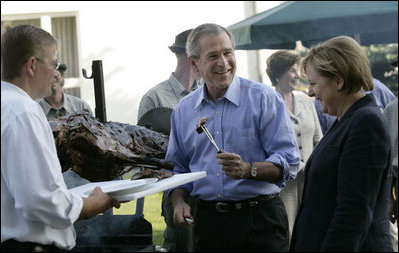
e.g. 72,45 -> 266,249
290,94 -> 393,252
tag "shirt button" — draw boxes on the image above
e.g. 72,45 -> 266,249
216,110 -> 220,114
299,146 -> 302,150
297,133 -> 301,137
217,173 -> 220,176
217,194 -> 221,198
216,131 -> 220,135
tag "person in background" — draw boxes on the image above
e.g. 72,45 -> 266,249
137,28 -> 200,252
290,35 -> 393,251
1,24 -> 121,252
383,98 -> 398,251
266,50 -> 322,243
167,23 -> 300,252
315,77 -> 396,134
37,62 -> 94,189
37,63 -> 93,119
137,29 -> 200,121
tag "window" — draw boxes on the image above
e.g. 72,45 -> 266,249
2,14 -> 79,79
51,16 -> 79,78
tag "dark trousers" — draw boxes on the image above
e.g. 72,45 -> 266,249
1,239 -> 60,252
193,195 -> 289,252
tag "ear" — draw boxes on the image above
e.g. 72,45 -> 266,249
25,56 -> 36,77
188,56 -> 200,73
336,76 -> 344,90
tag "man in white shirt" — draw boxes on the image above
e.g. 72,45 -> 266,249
1,24 -> 121,252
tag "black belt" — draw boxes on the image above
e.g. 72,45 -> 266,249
198,193 -> 279,213
1,239 -> 60,252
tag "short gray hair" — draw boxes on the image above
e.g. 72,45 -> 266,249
186,23 -> 235,59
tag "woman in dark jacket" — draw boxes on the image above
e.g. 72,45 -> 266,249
290,35 -> 393,252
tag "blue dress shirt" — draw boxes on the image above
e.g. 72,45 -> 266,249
166,76 -> 300,201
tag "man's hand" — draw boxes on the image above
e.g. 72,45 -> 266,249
216,151 -> 250,179
171,188 -> 194,226
79,186 -> 121,220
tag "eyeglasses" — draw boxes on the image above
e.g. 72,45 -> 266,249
34,57 -> 60,70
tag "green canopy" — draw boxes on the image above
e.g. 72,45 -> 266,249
228,1 -> 398,50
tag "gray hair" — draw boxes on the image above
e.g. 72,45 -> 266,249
186,23 -> 235,59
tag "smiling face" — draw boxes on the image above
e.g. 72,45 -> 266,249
190,31 -> 236,100
277,63 -> 299,92
306,64 -> 341,116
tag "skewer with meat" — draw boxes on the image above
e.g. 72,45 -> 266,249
196,116 -> 208,134
196,116 -> 222,153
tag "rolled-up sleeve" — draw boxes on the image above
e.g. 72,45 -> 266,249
260,91 -> 300,187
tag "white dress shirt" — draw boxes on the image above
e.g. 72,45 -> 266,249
1,81 -> 83,250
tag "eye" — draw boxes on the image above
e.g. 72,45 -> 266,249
224,51 -> 233,56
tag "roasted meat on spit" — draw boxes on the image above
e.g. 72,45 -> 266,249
49,112 -> 173,182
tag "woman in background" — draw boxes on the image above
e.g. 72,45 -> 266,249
266,50 -> 322,243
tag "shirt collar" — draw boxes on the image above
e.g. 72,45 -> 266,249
169,73 -> 199,97
2,80 -> 32,99
41,92 -> 74,116
340,93 -> 377,122
40,98 -> 53,115
195,75 -> 240,109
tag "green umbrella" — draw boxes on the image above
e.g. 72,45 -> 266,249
228,1 -> 398,50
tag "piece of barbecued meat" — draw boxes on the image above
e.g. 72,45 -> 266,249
131,168 -> 174,181
196,117 -> 208,134
49,111 -> 173,182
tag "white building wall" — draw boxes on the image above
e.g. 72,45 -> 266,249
1,1 -> 281,124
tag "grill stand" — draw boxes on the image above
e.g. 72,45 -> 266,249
68,61 -> 154,252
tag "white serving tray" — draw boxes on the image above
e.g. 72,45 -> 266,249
70,171 -> 207,201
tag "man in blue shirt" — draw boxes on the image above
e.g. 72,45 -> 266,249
166,23 -> 300,252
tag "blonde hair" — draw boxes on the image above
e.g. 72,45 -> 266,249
301,35 -> 373,94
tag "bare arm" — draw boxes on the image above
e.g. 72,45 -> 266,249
170,188 -> 193,226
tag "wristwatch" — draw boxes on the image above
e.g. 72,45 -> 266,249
250,162 -> 257,178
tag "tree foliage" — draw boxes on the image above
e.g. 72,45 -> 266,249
364,44 -> 398,97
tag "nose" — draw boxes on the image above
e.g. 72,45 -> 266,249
54,70 -> 61,78
217,55 -> 228,66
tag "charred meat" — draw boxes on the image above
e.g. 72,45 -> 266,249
196,117 -> 208,134
49,112 -> 173,182
131,168 -> 174,181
